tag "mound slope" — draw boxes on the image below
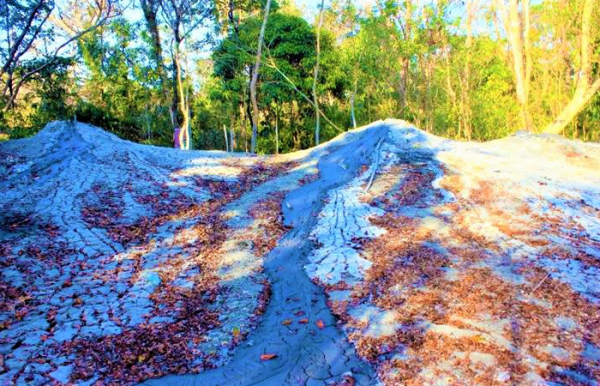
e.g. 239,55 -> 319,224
1,120 -> 599,385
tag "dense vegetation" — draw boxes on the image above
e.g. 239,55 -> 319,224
1,0 -> 599,152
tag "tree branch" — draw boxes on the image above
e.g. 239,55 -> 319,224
265,48 -> 344,134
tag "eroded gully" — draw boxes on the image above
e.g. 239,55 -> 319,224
144,123 -> 389,386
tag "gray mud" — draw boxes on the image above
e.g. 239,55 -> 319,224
143,124 -> 389,386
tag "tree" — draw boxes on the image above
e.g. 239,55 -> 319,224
249,0 -> 272,153
73,17 -> 165,143
460,0 -> 479,140
495,0 -> 533,130
0,0 -> 117,110
140,0 -> 175,128
544,0 -> 600,134
213,10 -> 342,152
312,0 -> 325,145
138,0 -> 213,150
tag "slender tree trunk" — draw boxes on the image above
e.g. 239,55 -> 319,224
185,76 -> 191,150
350,91 -> 357,130
140,0 -> 177,130
228,0 -> 240,37
400,60 -> 409,112
267,55 -> 343,133
230,113 -> 236,152
506,0 -> 533,130
426,57 -> 433,132
461,0 -> 478,140
543,80 -> 600,135
223,124 -> 229,151
239,103 -> 248,153
440,31 -> 460,138
350,50 -> 362,130
275,106 -> 279,155
400,1 -> 412,113
175,51 -> 189,150
544,0 -> 600,135
313,0 -> 325,145
249,0 -> 272,153
523,0 -> 532,100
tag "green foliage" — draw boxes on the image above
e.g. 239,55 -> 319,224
2,0 -> 599,147
74,18 -> 172,145
1,56 -> 74,138
212,10 -> 345,153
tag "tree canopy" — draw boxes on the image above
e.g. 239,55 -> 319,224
1,0 -> 599,150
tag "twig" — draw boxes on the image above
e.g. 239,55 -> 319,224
264,47 -> 344,134
531,271 -> 551,293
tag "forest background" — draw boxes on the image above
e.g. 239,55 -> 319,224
1,0 -> 599,153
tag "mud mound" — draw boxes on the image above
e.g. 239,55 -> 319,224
1,120 -> 600,385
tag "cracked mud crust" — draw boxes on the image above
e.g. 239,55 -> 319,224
2,120 -> 600,385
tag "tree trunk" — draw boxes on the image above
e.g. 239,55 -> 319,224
506,0 -> 533,130
350,91 -> 357,130
275,107 -> 279,155
175,50 -> 189,150
249,0 -> 272,153
350,50 -> 362,130
313,0 -> 325,146
241,103 -> 248,153
223,124 -> 229,151
544,80 -> 600,135
399,1 -> 412,114
228,0 -> 240,37
140,0 -> 177,129
544,0 -> 599,135
230,113 -> 236,152
461,0 -> 478,140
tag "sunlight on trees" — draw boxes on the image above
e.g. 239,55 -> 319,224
1,0 -> 599,150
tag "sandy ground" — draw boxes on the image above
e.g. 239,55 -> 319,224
1,120 -> 599,385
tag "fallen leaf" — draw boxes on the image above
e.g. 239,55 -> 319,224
299,318 -> 309,324
282,319 -> 292,326
341,374 -> 356,386
260,353 -> 277,361
316,319 -> 325,329
472,335 -> 486,343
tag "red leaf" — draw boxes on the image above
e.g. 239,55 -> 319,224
341,374 -> 356,386
260,353 -> 277,361
316,319 -> 325,329
299,318 -> 309,324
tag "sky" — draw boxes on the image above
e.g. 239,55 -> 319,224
296,0 -> 375,9
294,0 -> 376,20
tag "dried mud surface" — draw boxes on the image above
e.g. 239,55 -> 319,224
2,120 -> 600,385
